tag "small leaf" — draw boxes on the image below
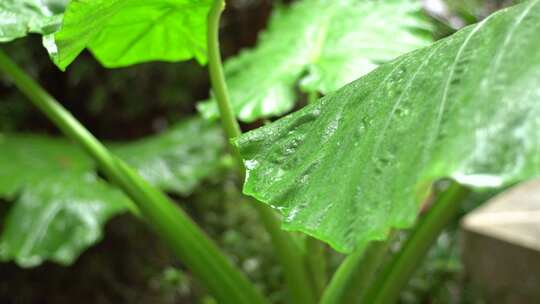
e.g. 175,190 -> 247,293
198,0 -> 433,122
0,118 -> 225,266
45,0 -> 212,70
236,1 -> 540,252
0,0 -> 66,42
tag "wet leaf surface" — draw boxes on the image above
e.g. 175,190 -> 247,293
236,1 -> 540,252
0,118 -> 225,266
0,0 -> 66,42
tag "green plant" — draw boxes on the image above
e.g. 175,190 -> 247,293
0,0 -> 539,303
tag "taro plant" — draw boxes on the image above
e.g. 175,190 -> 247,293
0,0 -> 539,303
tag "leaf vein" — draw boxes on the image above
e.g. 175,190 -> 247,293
423,15 -> 493,164
371,44 -> 441,157
488,0 -> 539,81
112,7 -> 176,62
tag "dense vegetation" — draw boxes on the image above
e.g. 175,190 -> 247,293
0,0 -> 536,303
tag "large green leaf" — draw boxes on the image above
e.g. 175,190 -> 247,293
0,135 -> 128,267
236,1 -> 540,252
198,0 -> 433,123
45,0 -> 212,70
0,119 -> 225,266
113,118 -> 226,195
0,0 -> 66,42
0,172 -> 130,267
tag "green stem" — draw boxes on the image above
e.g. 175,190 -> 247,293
320,235 -> 393,304
254,202 -> 317,304
207,0 -> 243,168
0,49 -> 266,304
305,237 -> 327,300
207,2 -> 315,303
363,182 -> 470,304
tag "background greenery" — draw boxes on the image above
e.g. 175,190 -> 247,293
0,0 -> 517,303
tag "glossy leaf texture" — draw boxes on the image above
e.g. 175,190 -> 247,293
198,0 -> 432,123
45,0 -> 212,70
236,1 -> 540,253
0,0 -> 66,42
0,119 -> 225,267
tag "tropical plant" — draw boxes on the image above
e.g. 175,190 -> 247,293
0,0 -> 538,303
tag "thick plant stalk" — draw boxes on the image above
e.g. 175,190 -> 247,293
320,236 -> 393,304
0,49 -> 266,304
363,182 -> 470,304
305,237 -> 328,299
254,203 -> 317,304
207,1 -> 316,303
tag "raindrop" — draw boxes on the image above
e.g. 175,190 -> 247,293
324,118 -> 339,138
245,159 -> 259,170
285,201 -> 308,223
353,117 -> 370,142
395,106 -> 410,117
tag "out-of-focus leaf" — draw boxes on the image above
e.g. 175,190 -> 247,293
0,135 -> 127,267
0,172 -> 129,267
0,0 -> 67,42
0,134 -> 91,197
236,1 -> 540,252
0,118 -> 225,266
45,0 -> 212,70
113,118 -> 226,195
198,0 -> 432,122
444,0 -> 519,22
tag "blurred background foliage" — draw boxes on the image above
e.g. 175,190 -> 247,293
0,0 -> 519,303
